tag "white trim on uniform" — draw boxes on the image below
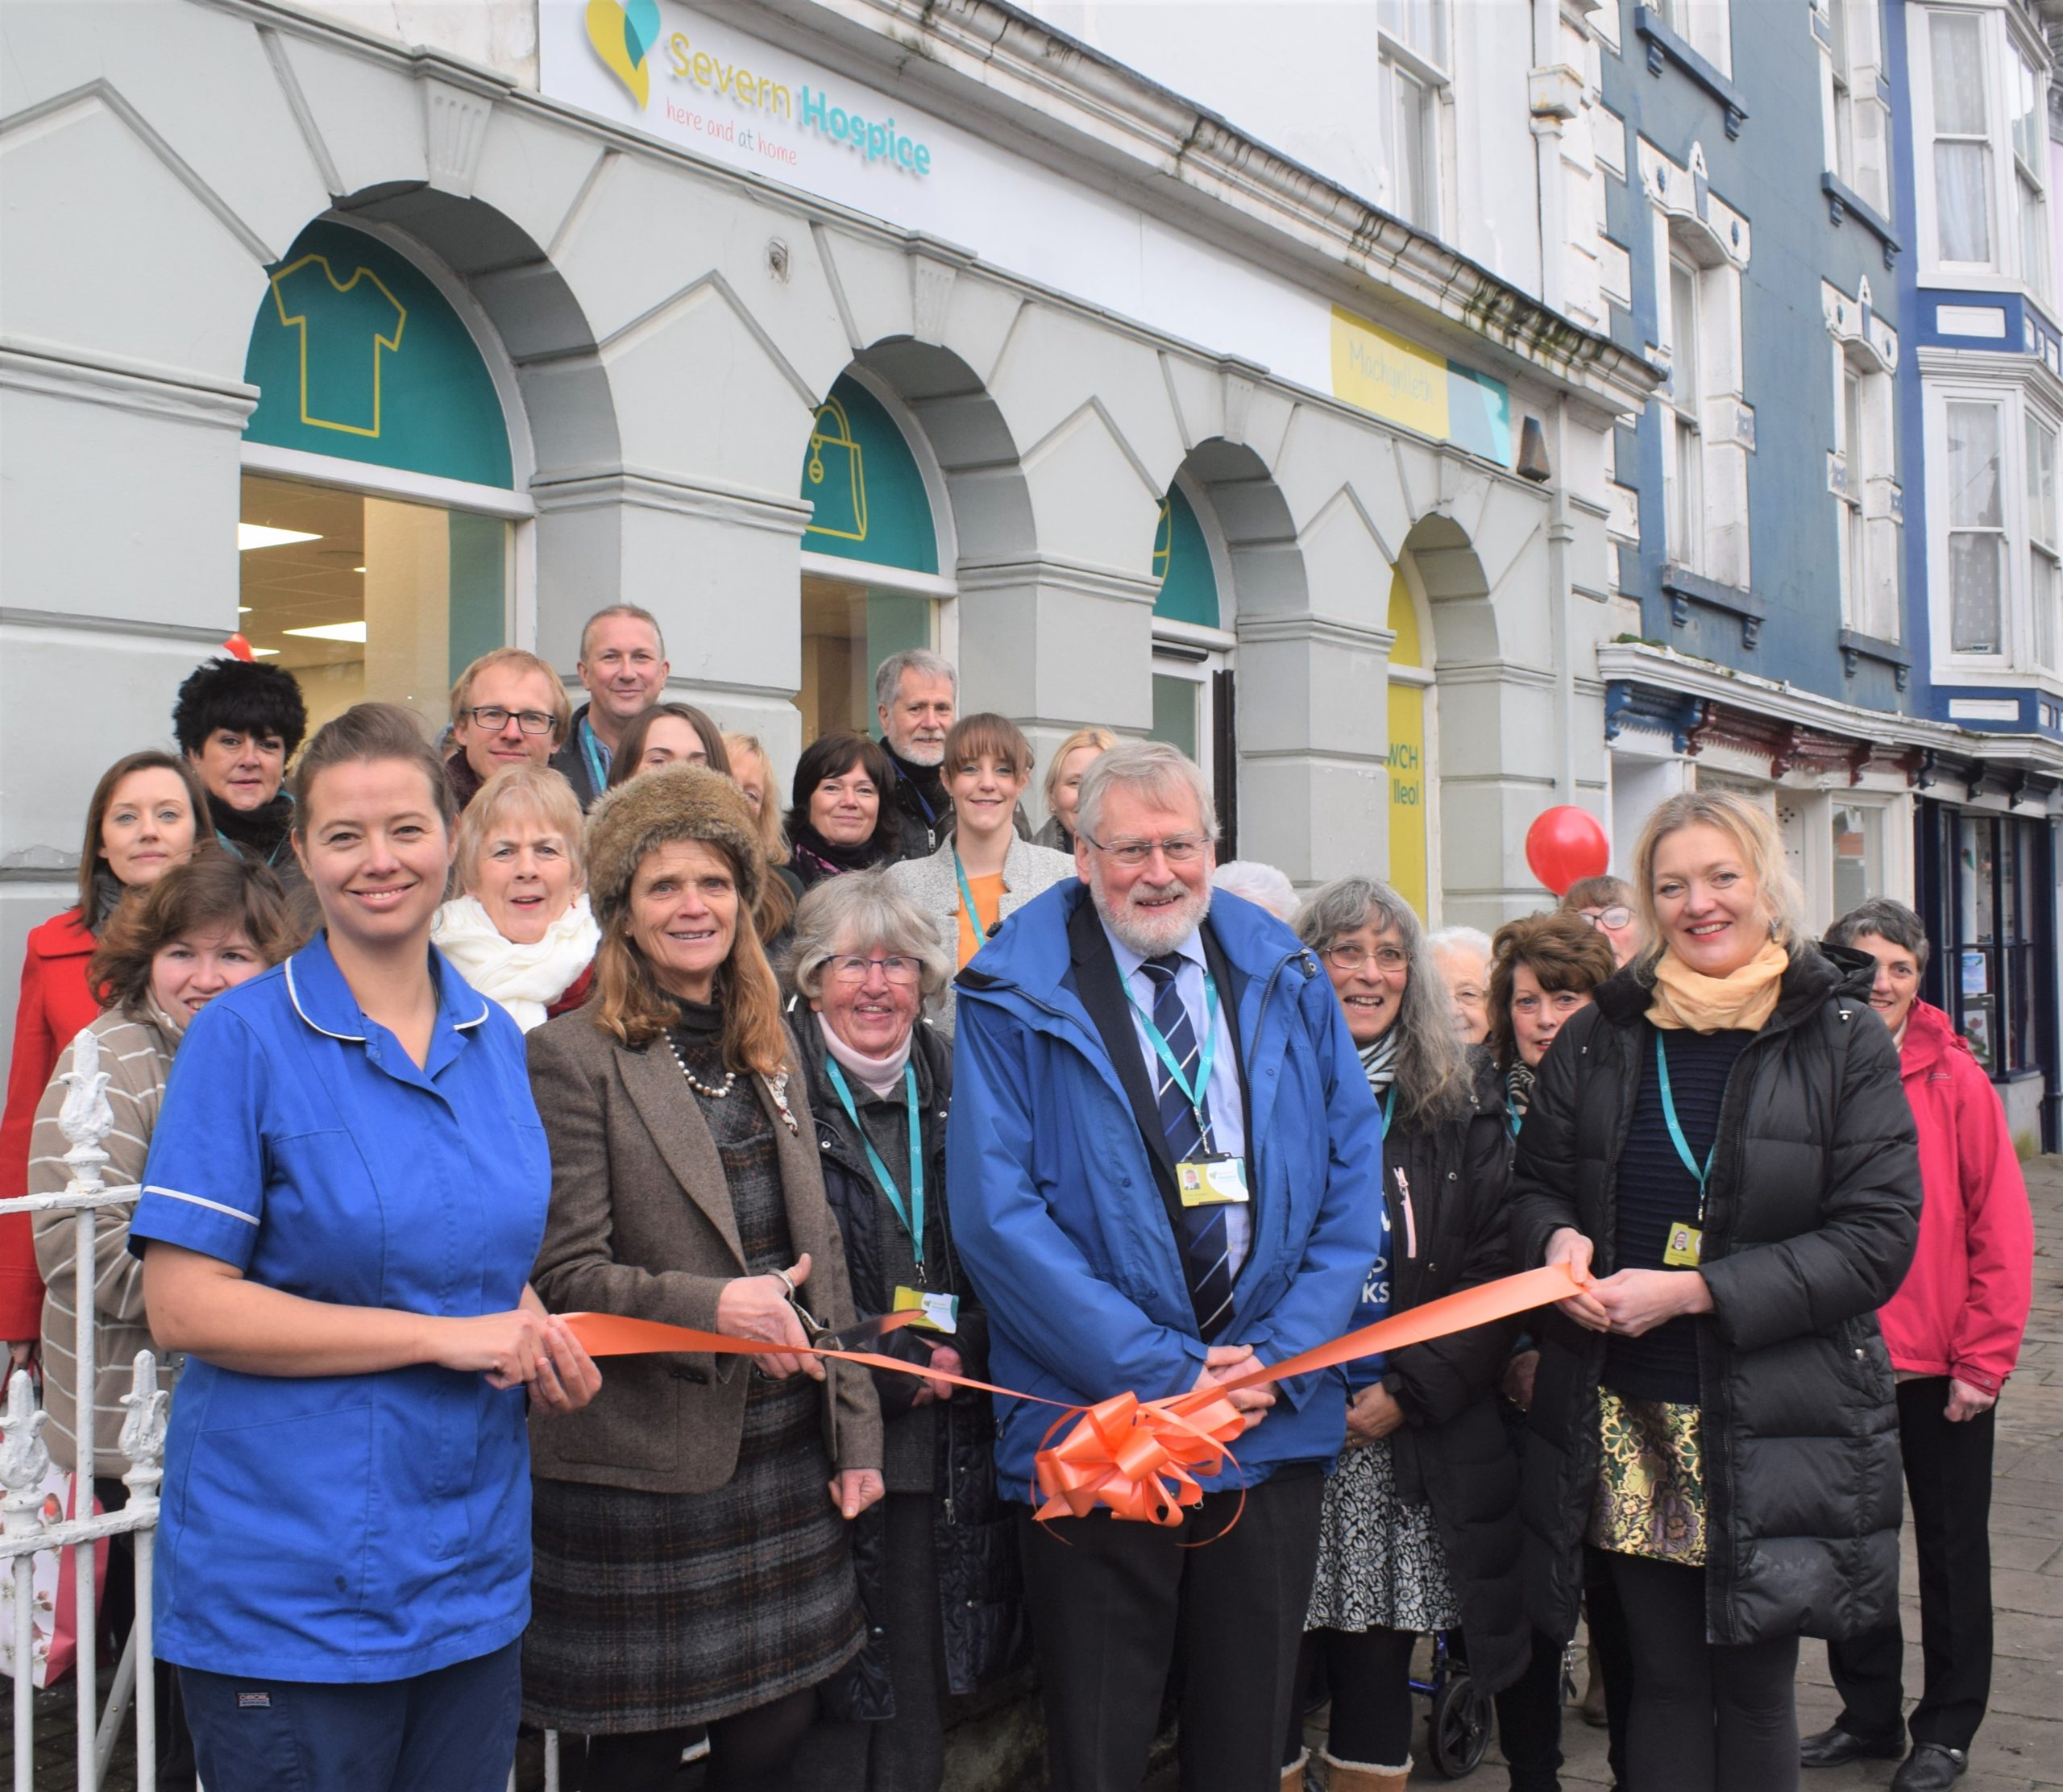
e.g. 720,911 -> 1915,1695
141,1186 -> 260,1227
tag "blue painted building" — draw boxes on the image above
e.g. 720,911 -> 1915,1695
1886,0 -> 2063,1151
1590,0 -> 2059,1150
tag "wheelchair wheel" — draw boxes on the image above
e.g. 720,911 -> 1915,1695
1426,1671 -> 1492,1778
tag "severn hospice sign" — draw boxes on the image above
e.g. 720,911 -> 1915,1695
544,4 -> 1513,467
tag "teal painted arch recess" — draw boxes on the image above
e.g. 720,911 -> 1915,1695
799,375 -> 940,575
243,220 -> 514,490
1153,484 -> 1219,628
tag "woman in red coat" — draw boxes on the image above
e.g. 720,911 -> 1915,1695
1804,898 -> 2035,1792
0,750 -> 208,1355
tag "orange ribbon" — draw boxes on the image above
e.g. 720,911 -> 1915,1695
560,1262 -> 1585,1529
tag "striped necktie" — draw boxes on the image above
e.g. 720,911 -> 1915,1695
1138,953 -> 1236,1340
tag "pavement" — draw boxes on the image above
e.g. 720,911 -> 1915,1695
8,1157 -> 2062,1792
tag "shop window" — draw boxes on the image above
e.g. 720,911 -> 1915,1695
1945,398 -> 2007,653
238,473 -> 508,733
1830,800 -> 1882,918
796,373 -> 948,741
1949,813 -> 2044,1076
1379,0 -> 1448,234
1928,11 -> 1994,268
1822,0 -> 1891,216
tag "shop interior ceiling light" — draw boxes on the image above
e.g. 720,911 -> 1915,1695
237,523 -> 321,551
280,621 -> 368,643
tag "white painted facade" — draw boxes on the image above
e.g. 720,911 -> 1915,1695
0,0 -> 1660,1076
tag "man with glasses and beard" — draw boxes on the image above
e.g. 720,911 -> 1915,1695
948,741 -> 1383,1792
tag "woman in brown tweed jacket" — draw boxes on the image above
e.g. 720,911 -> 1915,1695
522,763 -> 883,1792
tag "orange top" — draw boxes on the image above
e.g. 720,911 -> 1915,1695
956,872 -> 1006,968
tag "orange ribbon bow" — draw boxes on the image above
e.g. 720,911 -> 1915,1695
560,1262 -> 1586,1531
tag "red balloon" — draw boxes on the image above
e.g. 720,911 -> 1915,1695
1525,806 -> 1609,897
221,633 -> 255,662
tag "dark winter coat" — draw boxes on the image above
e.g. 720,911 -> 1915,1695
1509,944 -> 1921,1649
1373,1049 -> 1528,1695
790,1003 -> 1024,1717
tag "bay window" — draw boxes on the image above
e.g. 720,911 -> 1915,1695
1948,399 -> 2007,653
2031,414 -> 2061,669
1930,11 -> 1993,266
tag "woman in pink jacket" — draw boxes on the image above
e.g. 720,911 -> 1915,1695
1801,899 -> 2034,1792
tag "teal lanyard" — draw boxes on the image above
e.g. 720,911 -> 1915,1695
953,849 -> 990,956
1123,965 -> 1221,1145
1655,1031 -> 1716,1218
578,716 -> 611,799
1380,1085 -> 1397,1131
1507,1107 -> 1521,1141
824,1057 -> 925,1267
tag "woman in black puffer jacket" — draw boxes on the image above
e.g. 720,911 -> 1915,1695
781,873 -> 1023,1792
1510,792 -> 1920,1792
1283,878 -> 1529,1792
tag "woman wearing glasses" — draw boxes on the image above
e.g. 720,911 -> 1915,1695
782,873 -> 1021,1792
445,649 -> 571,811
1284,878 -> 1530,1792
1559,876 -> 1642,969
885,715 -> 1072,1037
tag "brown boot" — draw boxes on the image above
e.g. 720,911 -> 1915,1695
1317,1748 -> 1410,1790
1282,1748 -> 1310,1790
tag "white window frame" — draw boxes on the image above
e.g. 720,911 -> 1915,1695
1829,335 -> 1900,642
1666,249 -> 1708,575
2028,411 -> 2061,670
1655,0 -> 1733,76
1379,0 -> 1451,238
1819,0 -> 1891,217
1911,5 -> 2056,293
1923,375 -> 2063,674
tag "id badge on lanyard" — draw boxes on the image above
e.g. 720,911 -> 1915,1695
1656,1031 -> 1713,1267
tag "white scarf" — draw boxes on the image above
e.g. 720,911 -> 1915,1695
820,1014 -> 915,1098
431,893 -> 600,1032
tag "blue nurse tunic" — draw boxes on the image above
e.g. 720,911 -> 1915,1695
130,932 -> 551,1683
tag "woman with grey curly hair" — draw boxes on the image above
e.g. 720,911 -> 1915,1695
1282,879 -> 1530,1792
783,873 -> 1023,1791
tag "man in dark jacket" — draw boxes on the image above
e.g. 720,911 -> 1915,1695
547,604 -> 669,808
948,742 -> 1384,1792
874,647 -> 957,858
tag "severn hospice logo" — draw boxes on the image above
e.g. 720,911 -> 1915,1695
586,0 -> 661,109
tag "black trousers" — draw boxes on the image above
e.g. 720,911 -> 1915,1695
1828,1376 -> 1997,1752
1608,1553 -> 1799,1792
1019,1466 -> 1323,1792
1584,1546 -> 1635,1789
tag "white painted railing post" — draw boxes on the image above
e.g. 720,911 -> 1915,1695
57,1026 -> 112,1792
0,1371 -> 51,1792
116,1351 -> 168,1792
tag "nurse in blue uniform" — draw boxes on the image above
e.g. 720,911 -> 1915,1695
131,703 -> 600,1792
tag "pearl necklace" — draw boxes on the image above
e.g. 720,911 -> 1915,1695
667,1035 -> 737,1100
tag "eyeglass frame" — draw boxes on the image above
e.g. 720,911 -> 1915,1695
460,704 -> 558,736
1322,941 -> 1410,974
821,952 -> 924,987
1579,905 -> 1634,931
1076,829 -> 1214,869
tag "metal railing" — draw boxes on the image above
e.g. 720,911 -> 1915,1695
0,1025 -> 170,1792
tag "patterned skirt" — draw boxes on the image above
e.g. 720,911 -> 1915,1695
1305,1437 -> 1460,1634
522,1374 -> 865,1732
1588,1387 -> 1707,1566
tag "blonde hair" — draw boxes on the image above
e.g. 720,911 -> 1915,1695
1631,790 -> 1806,971
722,733 -> 791,869
454,765 -> 586,896
1041,725 -> 1119,819
448,648 -> 571,745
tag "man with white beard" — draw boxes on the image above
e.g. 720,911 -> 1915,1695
873,647 -> 959,859
948,741 -> 1384,1792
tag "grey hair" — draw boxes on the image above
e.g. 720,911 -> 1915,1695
1825,897 -> 1932,974
579,603 -> 665,662
873,648 -> 958,715
1426,925 -> 1493,962
787,869 -> 954,1003
1212,860 -> 1299,921
1076,740 -> 1219,845
1293,876 -> 1470,1130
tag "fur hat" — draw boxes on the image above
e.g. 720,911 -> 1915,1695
584,763 -> 764,928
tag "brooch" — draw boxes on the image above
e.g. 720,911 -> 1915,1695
767,1069 -> 799,1135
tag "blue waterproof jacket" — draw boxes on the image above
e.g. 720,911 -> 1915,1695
947,881 -> 1385,1495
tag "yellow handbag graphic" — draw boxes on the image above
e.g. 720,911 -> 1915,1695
804,396 -> 868,544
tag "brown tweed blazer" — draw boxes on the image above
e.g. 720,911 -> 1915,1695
525,1010 -> 882,1493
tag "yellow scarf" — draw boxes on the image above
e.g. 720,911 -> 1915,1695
1646,939 -> 1789,1033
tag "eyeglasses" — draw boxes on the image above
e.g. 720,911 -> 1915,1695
824,954 -> 922,986
1078,832 -> 1211,869
463,705 -> 557,736
1324,943 -> 1409,974
1580,906 -> 1633,931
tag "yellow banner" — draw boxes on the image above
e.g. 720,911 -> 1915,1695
1330,306 -> 1450,441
